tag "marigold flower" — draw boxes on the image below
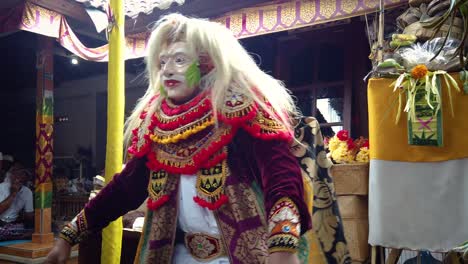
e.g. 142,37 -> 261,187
362,139 -> 369,149
410,64 -> 428,79
328,137 -> 341,152
331,144 -> 355,163
347,138 -> 356,150
336,130 -> 349,141
356,147 -> 370,163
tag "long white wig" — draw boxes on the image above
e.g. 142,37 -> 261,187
124,13 -> 299,147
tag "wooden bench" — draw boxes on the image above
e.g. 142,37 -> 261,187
0,242 -> 78,264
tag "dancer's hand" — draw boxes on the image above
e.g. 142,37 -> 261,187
10,179 -> 21,194
44,238 -> 72,264
269,252 -> 300,264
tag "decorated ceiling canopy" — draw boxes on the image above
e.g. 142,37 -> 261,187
73,0 -> 185,18
0,1 -> 148,61
214,0 -> 406,39
1,0 -> 406,61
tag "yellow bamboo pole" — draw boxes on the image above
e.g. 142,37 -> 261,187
101,0 -> 124,262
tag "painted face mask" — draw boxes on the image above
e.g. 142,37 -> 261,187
159,42 -> 201,104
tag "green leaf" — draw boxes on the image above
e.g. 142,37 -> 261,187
430,13 -> 455,61
443,74 -> 455,117
185,61 -> 201,89
159,84 -> 167,97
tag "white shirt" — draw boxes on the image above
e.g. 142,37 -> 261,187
3,172 -> 11,183
0,182 -> 33,223
173,174 -> 230,264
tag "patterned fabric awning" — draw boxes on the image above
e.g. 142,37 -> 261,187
213,0 -> 406,39
74,0 -> 185,18
1,0 -> 406,61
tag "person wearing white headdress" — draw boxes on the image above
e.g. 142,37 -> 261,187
0,166 -> 34,241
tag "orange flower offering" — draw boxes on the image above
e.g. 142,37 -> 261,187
410,64 -> 428,79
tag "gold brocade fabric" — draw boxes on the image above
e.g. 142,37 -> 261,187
368,75 -> 468,162
292,117 -> 352,264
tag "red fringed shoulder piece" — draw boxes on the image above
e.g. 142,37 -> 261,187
147,195 -> 170,210
242,108 -> 293,142
145,127 -> 235,175
127,96 -> 159,157
160,91 -> 208,115
128,130 -> 152,157
156,93 -> 212,131
220,88 -> 293,142
218,102 -> 258,127
193,194 -> 229,210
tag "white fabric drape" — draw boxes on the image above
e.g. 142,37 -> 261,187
369,158 -> 468,251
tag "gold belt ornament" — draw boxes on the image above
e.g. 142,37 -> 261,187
184,233 -> 226,262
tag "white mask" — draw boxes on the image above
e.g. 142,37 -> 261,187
159,42 -> 200,104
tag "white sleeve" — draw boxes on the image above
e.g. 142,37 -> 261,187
0,184 -> 10,203
22,188 -> 34,213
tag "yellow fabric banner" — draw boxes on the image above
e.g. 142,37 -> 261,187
101,0 -> 125,263
368,75 -> 468,162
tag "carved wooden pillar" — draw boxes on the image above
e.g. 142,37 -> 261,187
33,35 -> 54,244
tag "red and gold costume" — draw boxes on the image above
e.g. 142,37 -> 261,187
60,88 -> 311,263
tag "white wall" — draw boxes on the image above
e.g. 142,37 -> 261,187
54,73 -> 147,168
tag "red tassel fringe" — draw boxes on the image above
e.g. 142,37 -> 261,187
145,128 -> 235,174
161,91 -> 208,115
218,103 -> 258,127
201,152 -> 228,169
151,101 -> 212,131
242,123 -> 293,142
146,195 -> 170,211
127,128 -> 151,157
193,194 -> 229,210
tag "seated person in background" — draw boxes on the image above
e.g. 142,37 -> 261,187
0,152 -> 2,180
3,159 -> 23,184
0,167 -> 34,241
53,168 -> 69,195
0,154 -> 14,183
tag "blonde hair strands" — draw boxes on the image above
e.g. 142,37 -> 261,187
124,14 -> 300,152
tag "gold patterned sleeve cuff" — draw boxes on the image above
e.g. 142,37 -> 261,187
267,197 -> 301,253
59,210 -> 89,246
59,224 -> 79,245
